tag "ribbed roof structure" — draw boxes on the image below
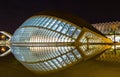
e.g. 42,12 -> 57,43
10,12 -> 112,74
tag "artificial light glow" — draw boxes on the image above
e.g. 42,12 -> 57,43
10,13 -> 112,74
1,11 -> 120,75
0,31 -> 11,57
1,47 -> 6,52
1,35 -> 6,39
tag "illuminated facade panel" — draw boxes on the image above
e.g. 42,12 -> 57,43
0,12 -> 114,74
11,15 -> 84,73
92,22 -> 120,63
10,12 -> 112,73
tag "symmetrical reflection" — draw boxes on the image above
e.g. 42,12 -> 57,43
2,11 -> 120,75
0,31 -> 11,57
11,15 -> 84,73
21,47 -> 82,72
10,14 -> 112,73
96,48 -> 120,63
92,22 -> 120,62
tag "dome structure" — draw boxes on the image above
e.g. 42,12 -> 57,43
10,11 -> 112,74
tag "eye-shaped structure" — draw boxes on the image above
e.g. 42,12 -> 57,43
10,11 -> 112,74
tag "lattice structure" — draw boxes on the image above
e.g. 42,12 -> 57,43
1,12 -> 118,74
92,22 -> 120,63
10,12 -> 112,73
0,31 -> 11,57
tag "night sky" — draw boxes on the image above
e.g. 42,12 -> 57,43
0,0 -> 120,34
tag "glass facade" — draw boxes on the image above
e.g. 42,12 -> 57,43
1,11 -> 120,76
2,11 -> 120,75
10,14 -> 112,73
11,15 -> 83,73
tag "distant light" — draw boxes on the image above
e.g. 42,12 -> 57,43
1,35 -> 6,40
1,47 -> 6,52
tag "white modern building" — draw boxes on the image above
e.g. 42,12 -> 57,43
0,11 -> 120,74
